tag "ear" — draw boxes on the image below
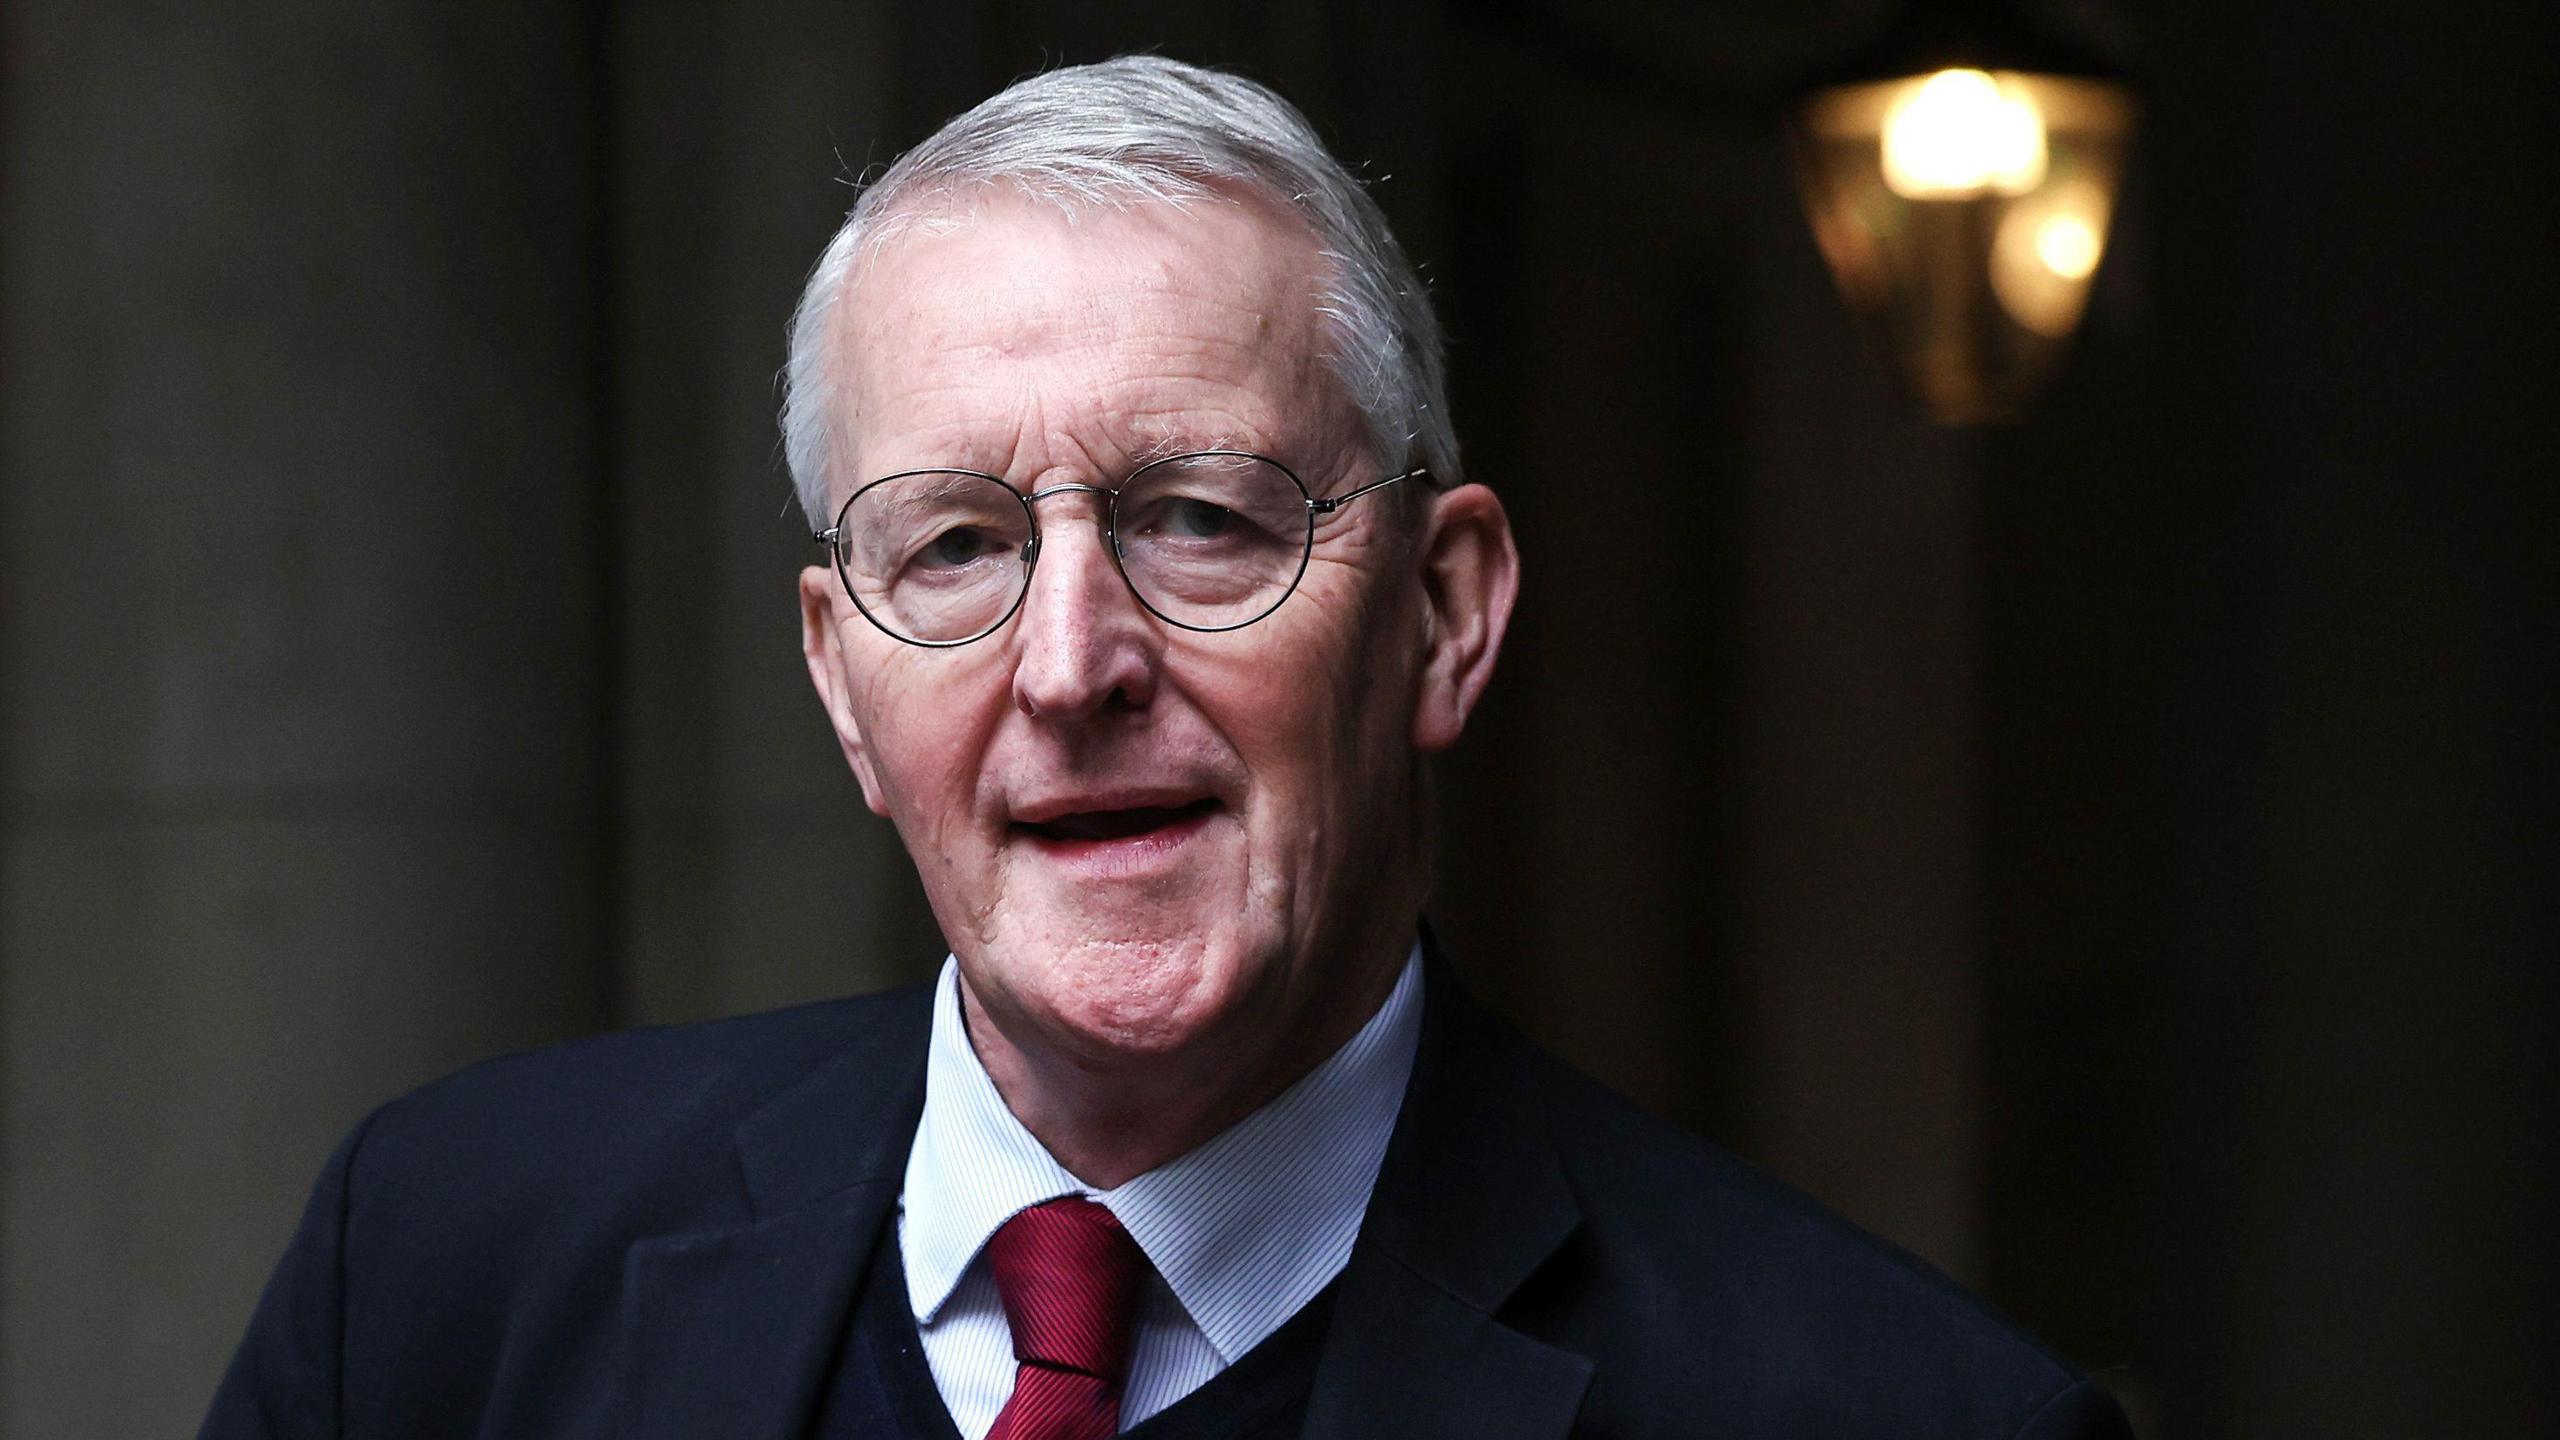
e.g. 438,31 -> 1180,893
799,565 -> 893,817
1409,483 -> 1520,754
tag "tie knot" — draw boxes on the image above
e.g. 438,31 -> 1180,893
984,1197 -> 1148,1381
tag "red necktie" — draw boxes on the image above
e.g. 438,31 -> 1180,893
984,1197 -> 1148,1440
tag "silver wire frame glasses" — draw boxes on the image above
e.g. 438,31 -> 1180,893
812,450 -> 1428,648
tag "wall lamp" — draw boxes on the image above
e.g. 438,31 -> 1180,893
1790,1 -> 2138,424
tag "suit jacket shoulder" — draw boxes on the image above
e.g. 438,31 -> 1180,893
202,986 -> 934,1440
351,986 -> 928,1248
1360,967 -> 2130,1440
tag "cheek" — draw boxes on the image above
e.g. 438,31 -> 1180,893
1202,573 -> 1417,860
1207,636 -> 1357,807
852,648 -> 1007,840
1289,562 -> 1419,764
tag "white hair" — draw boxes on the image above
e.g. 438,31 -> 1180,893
781,54 -> 1459,526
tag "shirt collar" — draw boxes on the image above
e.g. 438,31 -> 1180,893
900,944 -> 1424,1363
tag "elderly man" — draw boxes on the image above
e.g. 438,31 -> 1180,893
204,56 -> 2128,1440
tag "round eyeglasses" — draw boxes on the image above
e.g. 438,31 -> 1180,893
812,450 -> 1427,647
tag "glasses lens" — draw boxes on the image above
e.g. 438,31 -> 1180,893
837,472 -> 1031,643
1114,454 -> 1310,628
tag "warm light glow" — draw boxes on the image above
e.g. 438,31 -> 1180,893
1793,67 -> 2137,422
2034,214 -> 2102,279
1993,180 -> 2111,337
1880,68 -> 2049,199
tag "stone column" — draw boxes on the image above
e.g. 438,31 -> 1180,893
0,7 -> 607,1434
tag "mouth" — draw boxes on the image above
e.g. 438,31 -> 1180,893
1015,797 -> 1222,845
1008,794 -> 1228,860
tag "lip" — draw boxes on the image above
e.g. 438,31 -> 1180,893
1008,797 -> 1223,878
1009,788 -> 1217,827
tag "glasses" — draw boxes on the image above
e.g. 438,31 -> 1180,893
812,450 -> 1427,647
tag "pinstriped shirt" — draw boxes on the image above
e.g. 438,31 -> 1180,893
897,945 -> 1424,1437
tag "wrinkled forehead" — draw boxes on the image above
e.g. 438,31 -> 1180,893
826,186 -> 1358,469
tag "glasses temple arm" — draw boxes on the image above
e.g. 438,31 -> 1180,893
1308,468 -> 1431,515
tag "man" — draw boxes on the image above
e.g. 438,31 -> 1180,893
203,56 -> 2130,1440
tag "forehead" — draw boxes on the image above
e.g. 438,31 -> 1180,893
831,189 -> 1341,475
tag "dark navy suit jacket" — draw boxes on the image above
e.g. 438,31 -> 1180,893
201,950 -> 2132,1439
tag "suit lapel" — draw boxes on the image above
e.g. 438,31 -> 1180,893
616,1180 -> 898,1440
616,991 -> 932,1440
1304,1259 -> 1593,1440
1304,947 -> 1594,1440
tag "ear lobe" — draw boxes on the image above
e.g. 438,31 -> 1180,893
799,566 -> 893,817
1409,484 -> 1520,755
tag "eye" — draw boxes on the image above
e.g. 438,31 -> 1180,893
919,525 -> 1004,570
1162,497 -> 1236,540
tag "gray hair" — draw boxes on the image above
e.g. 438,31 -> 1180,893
781,54 -> 1458,526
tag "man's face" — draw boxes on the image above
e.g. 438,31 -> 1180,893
799,191 -> 1434,1074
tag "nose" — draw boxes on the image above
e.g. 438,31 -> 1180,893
1010,494 -> 1158,721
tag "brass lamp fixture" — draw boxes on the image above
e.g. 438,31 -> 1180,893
1791,1 -> 2137,424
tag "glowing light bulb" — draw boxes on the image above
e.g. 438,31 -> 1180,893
1880,68 -> 2050,199
1992,180 -> 2110,336
2034,214 -> 2102,279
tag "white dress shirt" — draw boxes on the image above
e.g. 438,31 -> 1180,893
897,945 -> 1424,1437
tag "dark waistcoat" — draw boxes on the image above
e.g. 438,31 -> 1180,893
810,1210 -> 1334,1440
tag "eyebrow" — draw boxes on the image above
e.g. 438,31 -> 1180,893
1124,432 -> 1220,465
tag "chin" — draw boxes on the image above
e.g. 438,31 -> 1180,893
995,917 -> 1270,1062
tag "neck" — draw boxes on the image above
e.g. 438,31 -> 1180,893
959,918 -> 1413,1189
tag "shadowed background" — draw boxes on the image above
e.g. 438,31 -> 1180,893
2,1 -> 2551,1436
